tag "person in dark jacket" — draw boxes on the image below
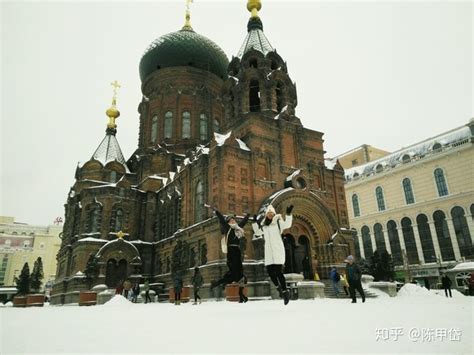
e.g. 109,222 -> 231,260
191,267 -> 203,305
345,255 -> 366,303
174,276 -> 183,305
209,207 -> 249,304
423,277 -> 431,290
132,281 -> 140,303
441,273 -> 452,298
143,280 -> 152,303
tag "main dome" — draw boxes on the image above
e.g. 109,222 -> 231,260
139,28 -> 229,82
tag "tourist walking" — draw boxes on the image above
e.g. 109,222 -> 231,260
209,207 -> 249,305
330,267 -> 341,297
345,255 -> 366,303
144,279 -> 152,303
441,273 -> 452,298
174,275 -> 183,305
191,267 -> 203,305
132,281 -> 140,303
252,204 -> 294,305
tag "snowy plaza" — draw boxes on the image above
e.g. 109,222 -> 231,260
1,285 -> 473,355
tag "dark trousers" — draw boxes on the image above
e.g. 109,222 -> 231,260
175,292 -> 181,301
349,280 -> 365,302
215,247 -> 244,287
194,287 -> 201,302
145,291 -> 152,303
444,287 -> 452,297
266,264 -> 287,291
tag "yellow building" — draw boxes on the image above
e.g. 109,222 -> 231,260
342,120 -> 474,282
333,144 -> 390,169
0,216 -> 62,290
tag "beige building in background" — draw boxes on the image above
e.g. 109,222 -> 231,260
338,119 -> 474,283
0,216 -> 62,290
334,144 -> 390,169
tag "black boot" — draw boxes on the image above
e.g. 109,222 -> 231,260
283,290 -> 290,305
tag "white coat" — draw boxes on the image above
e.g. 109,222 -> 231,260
252,214 -> 293,266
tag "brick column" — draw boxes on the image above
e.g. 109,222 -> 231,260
446,218 -> 462,261
412,224 -> 425,265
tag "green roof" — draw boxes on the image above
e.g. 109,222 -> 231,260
139,28 -> 229,81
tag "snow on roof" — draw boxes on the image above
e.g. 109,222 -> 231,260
448,262 -> 474,272
214,131 -> 251,152
236,139 -> 251,151
285,169 -> 301,182
77,237 -> 107,243
169,172 -> 176,181
325,159 -> 337,170
345,124 -> 471,181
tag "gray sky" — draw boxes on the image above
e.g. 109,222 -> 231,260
1,0 -> 472,225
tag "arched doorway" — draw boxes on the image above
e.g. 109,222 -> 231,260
283,234 -> 296,273
298,236 -> 312,279
105,258 -> 128,288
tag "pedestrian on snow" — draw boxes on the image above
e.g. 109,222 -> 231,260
330,267 -> 341,297
209,206 -> 249,303
441,273 -> 452,298
340,273 -> 349,296
252,204 -> 294,305
345,255 -> 366,303
174,276 -> 183,305
132,281 -> 140,303
115,280 -> 124,295
144,279 -> 152,303
302,256 -> 311,280
191,267 -> 203,305
423,277 -> 431,291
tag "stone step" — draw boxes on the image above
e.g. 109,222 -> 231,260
320,280 -> 378,299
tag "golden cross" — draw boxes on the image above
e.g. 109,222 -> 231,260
183,0 -> 193,29
117,230 -> 125,239
110,80 -> 121,100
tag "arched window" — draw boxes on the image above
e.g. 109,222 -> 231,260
249,80 -> 261,112
151,115 -> 158,143
387,220 -> 403,265
434,168 -> 448,196
352,231 -> 361,259
164,111 -> 173,139
114,209 -> 124,232
89,205 -> 101,233
249,58 -> 258,68
361,226 -> 373,258
401,217 -> 419,265
433,210 -> 455,261
352,194 -> 361,217
432,142 -> 442,151
110,171 -> 117,183
416,214 -> 436,263
195,181 -> 204,223
373,223 -> 386,252
182,111 -> 191,139
213,118 -> 220,133
375,186 -> 386,211
199,114 -> 208,141
276,82 -> 285,112
401,154 -> 411,163
200,243 -> 207,265
402,178 -> 415,204
451,206 -> 473,259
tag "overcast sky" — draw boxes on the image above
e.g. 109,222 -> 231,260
1,0 -> 472,225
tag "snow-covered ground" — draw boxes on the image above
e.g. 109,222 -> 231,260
1,285 -> 472,354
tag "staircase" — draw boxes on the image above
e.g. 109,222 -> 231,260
320,280 -> 378,299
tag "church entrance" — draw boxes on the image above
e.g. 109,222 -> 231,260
105,258 -> 128,288
283,234 -> 312,279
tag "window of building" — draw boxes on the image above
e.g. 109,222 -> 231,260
432,142 -> 442,151
89,205 -> 102,233
200,243 -> 207,265
434,168 -> 449,197
402,178 -> 415,204
361,226 -> 373,258
401,154 -> 411,163
151,115 -> 158,143
351,159 -> 358,167
375,186 -> 386,211
401,217 -> 419,265
352,194 -> 360,217
375,164 -> 384,173
110,171 -> 117,183
199,114 -> 208,141
373,223 -> 386,252
276,82 -> 284,112
195,181 -> 204,223
114,209 -> 124,232
433,210 -> 455,261
352,231 -> 361,259
23,240 -> 30,248
249,58 -> 258,68
455,272 -> 470,287
451,206 -> 473,259
164,111 -> 173,139
387,220 -> 403,265
416,214 -> 436,263
213,118 -> 220,133
249,80 -> 261,112
182,111 -> 191,139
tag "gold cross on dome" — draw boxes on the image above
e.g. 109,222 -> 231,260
183,0 -> 193,29
117,230 -> 125,239
110,80 -> 121,100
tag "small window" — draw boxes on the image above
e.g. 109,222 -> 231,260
375,164 -> 384,173
402,154 -> 411,163
182,112 -> 191,139
434,168 -> 449,197
110,171 -> 117,183
351,159 -> 358,167
249,58 -> 258,68
199,114 -> 208,141
376,186 -> 386,211
151,115 -> 158,143
352,194 -> 361,217
213,118 -> 220,133
164,111 -> 173,139
432,142 -> 442,151
402,178 -> 415,204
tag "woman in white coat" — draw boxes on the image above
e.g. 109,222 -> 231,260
252,204 -> 294,305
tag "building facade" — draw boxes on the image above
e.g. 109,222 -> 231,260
342,120 -> 474,283
0,216 -> 62,290
332,144 -> 390,169
51,1 -> 353,304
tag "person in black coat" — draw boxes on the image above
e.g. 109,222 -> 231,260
441,273 -> 452,298
132,281 -> 140,303
345,255 -> 366,303
209,207 -> 249,303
